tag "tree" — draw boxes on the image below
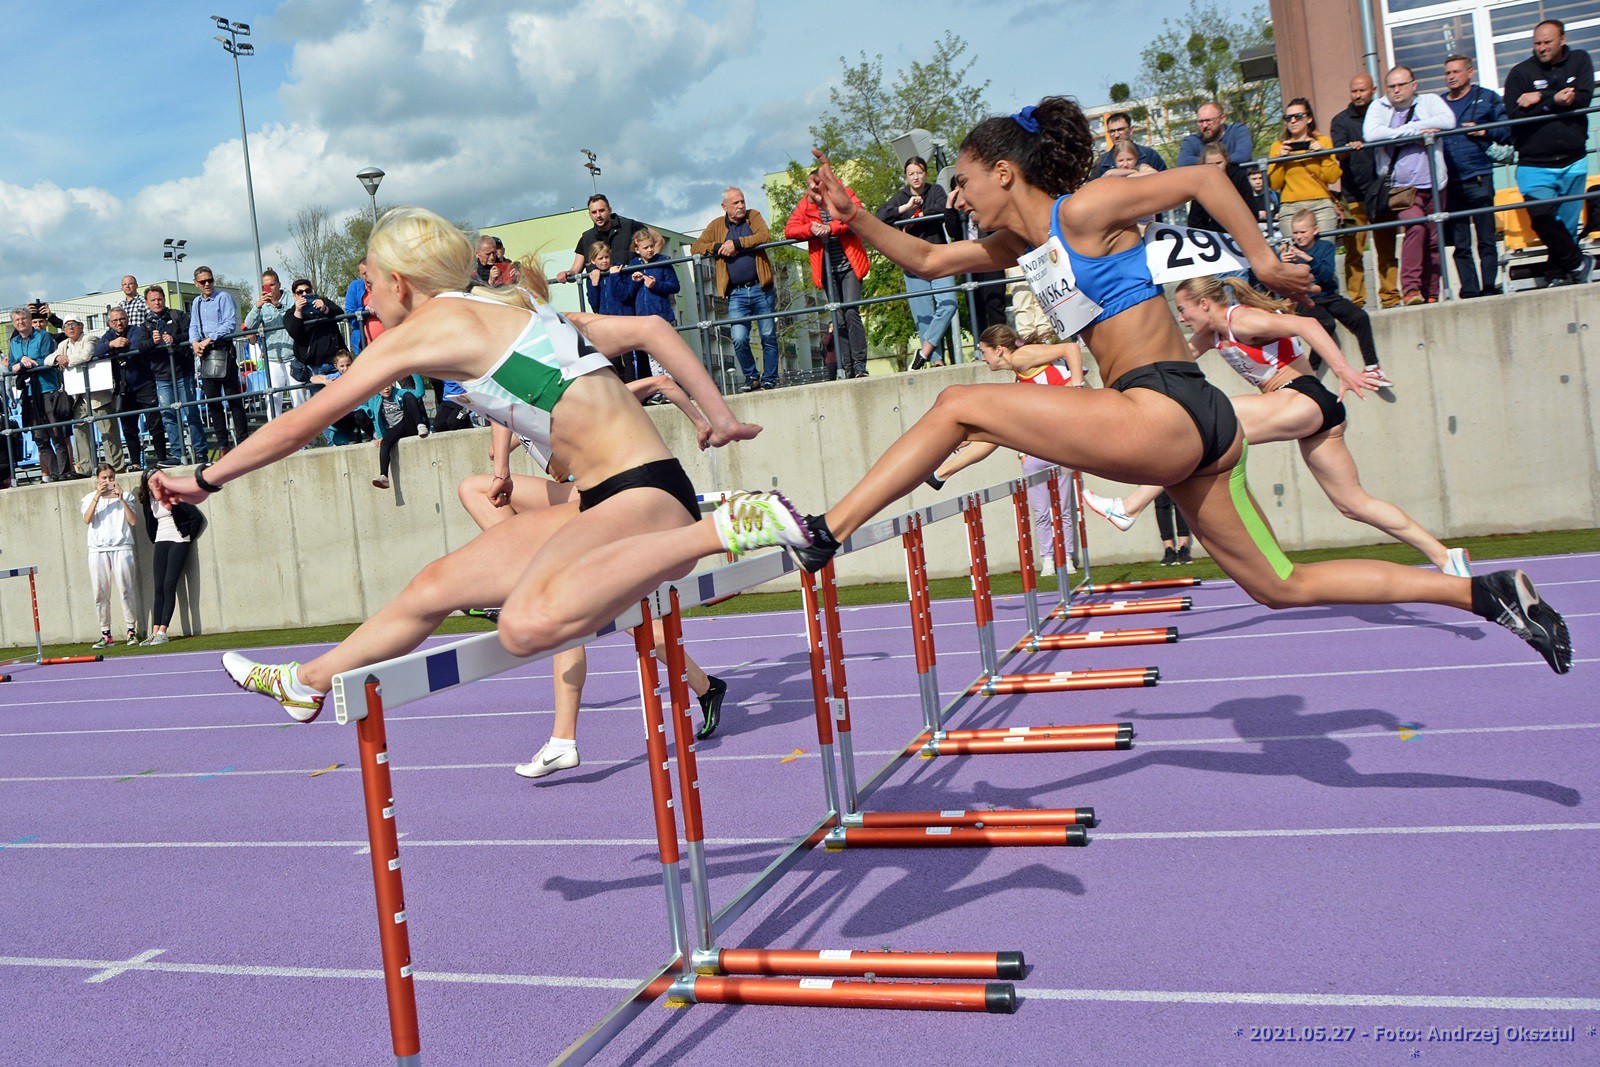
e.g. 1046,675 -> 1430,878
1121,1 -> 1281,163
804,31 -> 992,358
277,206 -> 342,296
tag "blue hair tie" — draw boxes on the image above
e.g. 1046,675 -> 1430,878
1012,105 -> 1040,134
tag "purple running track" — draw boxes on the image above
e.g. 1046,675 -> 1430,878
0,553 -> 1595,1064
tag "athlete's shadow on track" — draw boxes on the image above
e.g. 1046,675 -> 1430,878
971,695 -> 1580,807
1186,601 -> 1488,642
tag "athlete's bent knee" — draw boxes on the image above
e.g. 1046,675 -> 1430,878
496,604 -> 564,660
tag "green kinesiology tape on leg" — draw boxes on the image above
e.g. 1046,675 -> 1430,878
1227,442 -> 1295,580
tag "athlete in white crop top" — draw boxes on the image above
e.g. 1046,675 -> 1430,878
152,207 -> 820,721
1084,277 -> 1470,577
791,98 -> 1566,672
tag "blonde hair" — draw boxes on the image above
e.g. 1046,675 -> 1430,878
1175,275 -> 1294,314
979,324 -> 1055,350
367,207 -> 536,312
1290,208 -> 1318,228
588,240 -> 613,262
514,254 -> 550,302
632,226 -> 664,253
1112,140 -> 1140,164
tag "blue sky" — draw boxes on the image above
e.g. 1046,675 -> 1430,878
1,0 -> 1265,300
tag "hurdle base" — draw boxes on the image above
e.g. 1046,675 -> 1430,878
699,947 -> 1027,981
1079,577 -> 1201,594
843,807 -> 1096,829
923,723 -> 1131,743
669,974 -> 1018,1013
827,824 -> 1087,848
1015,627 -> 1179,653
1051,596 -> 1192,620
923,735 -> 1132,757
968,667 -> 1157,697
41,655 -> 103,665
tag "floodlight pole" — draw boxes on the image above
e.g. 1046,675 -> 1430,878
212,17 -> 265,285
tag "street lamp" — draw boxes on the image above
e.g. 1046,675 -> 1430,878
581,149 -> 601,194
356,166 -> 385,225
162,239 -> 188,309
211,16 -> 264,286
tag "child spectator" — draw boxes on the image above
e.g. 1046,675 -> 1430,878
584,240 -> 640,380
81,464 -> 139,648
308,351 -> 372,444
626,227 -> 681,381
1282,209 -> 1387,386
365,375 -> 431,489
137,469 -> 204,645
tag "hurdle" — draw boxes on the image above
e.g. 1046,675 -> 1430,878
0,566 -> 46,679
323,468 -> 1138,1063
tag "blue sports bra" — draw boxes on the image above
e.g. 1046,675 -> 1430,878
1048,194 -> 1163,325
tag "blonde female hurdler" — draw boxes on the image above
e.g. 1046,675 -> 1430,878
154,207 -> 812,720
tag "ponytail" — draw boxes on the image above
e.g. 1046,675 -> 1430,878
1176,275 -> 1295,314
960,95 -> 1095,196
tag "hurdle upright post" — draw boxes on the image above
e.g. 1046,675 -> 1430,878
1045,475 -> 1070,619
797,574 -> 847,822
631,601 -> 692,970
659,590 -> 717,965
1011,480 -> 1043,639
901,514 -> 942,737
818,561 -> 860,815
354,678 -> 422,1067
963,494 -> 1000,680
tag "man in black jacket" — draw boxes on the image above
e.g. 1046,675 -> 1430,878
145,286 -> 206,464
1330,72 -> 1400,308
93,308 -> 164,468
1504,19 -> 1595,285
284,279 -> 347,368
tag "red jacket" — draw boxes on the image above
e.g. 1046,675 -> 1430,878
785,189 -> 870,290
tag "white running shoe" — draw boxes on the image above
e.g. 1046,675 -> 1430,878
372,475 -> 391,489
1368,365 -> 1394,389
515,742 -> 580,780
1443,547 -> 1473,578
1081,489 -> 1136,532
712,490 -> 812,558
222,652 -> 325,723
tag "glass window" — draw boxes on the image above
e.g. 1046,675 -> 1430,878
1392,14 -> 1479,95
1493,2 -> 1600,83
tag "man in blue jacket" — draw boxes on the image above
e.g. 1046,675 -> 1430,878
1442,54 -> 1511,297
1176,101 -> 1255,166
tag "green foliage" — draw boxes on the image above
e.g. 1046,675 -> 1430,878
801,31 -> 991,358
1126,1 -> 1281,163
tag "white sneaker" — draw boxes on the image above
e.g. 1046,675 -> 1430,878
372,475 -> 391,489
1442,547 -> 1473,578
711,490 -> 812,558
1081,489 -> 1136,532
416,423 -> 431,439
222,652 -> 325,723
515,742 -> 580,780
1040,558 -> 1056,577
1369,365 -> 1394,389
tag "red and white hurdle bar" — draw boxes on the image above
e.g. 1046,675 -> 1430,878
1055,470 -> 1202,614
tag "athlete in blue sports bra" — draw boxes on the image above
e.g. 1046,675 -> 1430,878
789,96 -> 1569,674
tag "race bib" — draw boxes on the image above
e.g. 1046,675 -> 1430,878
1143,222 -> 1251,283
1017,236 -> 1104,338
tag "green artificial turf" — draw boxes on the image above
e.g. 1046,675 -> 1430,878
2,527 -> 1594,664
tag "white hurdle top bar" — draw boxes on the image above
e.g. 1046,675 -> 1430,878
329,471 -> 1059,724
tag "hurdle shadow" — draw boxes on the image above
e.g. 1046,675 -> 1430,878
967,695 -> 1580,808
1186,602 -> 1487,642
689,649 -> 896,753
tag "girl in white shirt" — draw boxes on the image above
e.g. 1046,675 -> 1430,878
81,464 -> 140,647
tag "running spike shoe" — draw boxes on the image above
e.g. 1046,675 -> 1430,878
791,514 -> 843,573
1473,570 -> 1572,674
1082,489 -> 1136,532
712,491 -> 812,558
223,652 -> 325,722
696,675 -> 728,741
1442,547 -> 1473,578
515,741 -> 580,780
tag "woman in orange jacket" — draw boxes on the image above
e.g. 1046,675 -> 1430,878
786,175 -> 871,378
1268,97 -> 1344,236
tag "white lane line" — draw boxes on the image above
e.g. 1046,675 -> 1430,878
1093,822 -> 1600,842
7,822 -> 1597,853
1183,612 -> 1600,644
1019,987 -> 1600,1011
83,948 -> 165,984
1164,658 -> 1599,685
7,952 -> 1596,1009
0,954 -> 638,990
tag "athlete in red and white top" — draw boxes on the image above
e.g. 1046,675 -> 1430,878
928,324 -> 1084,574
1082,275 -> 1472,577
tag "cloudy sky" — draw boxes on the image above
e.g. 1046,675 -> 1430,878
2,0 -> 1262,301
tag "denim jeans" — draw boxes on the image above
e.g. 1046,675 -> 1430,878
902,272 -> 958,351
1444,173 -> 1498,295
157,377 -> 209,462
727,283 -> 779,386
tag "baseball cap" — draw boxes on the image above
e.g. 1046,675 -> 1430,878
59,312 -> 83,325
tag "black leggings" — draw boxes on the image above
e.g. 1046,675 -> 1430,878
377,394 -> 428,476
1155,491 -> 1189,545
151,540 -> 191,628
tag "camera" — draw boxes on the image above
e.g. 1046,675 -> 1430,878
299,293 -> 329,316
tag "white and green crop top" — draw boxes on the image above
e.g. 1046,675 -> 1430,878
440,290 -> 614,468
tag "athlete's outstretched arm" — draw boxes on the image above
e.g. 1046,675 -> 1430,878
567,312 -> 759,448
1010,341 -> 1087,381
1067,167 -> 1315,301
809,151 -> 1029,279
1225,305 -> 1375,401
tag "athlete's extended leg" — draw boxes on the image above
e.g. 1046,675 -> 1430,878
1299,432 -> 1451,570
1166,448 -> 1569,671
816,384 -> 1204,545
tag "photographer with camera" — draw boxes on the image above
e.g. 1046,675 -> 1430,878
1268,98 -> 1343,237
81,463 -> 140,649
284,277 -> 346,373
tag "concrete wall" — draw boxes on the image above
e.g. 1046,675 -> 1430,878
2,288 -> 1596,647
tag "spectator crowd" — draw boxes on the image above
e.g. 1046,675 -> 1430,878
4,16 -> 1595,494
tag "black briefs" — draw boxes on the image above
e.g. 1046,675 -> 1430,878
1277,374 -> 1347,438
577,457 -> 701,522
1109,360 -> 1240,474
